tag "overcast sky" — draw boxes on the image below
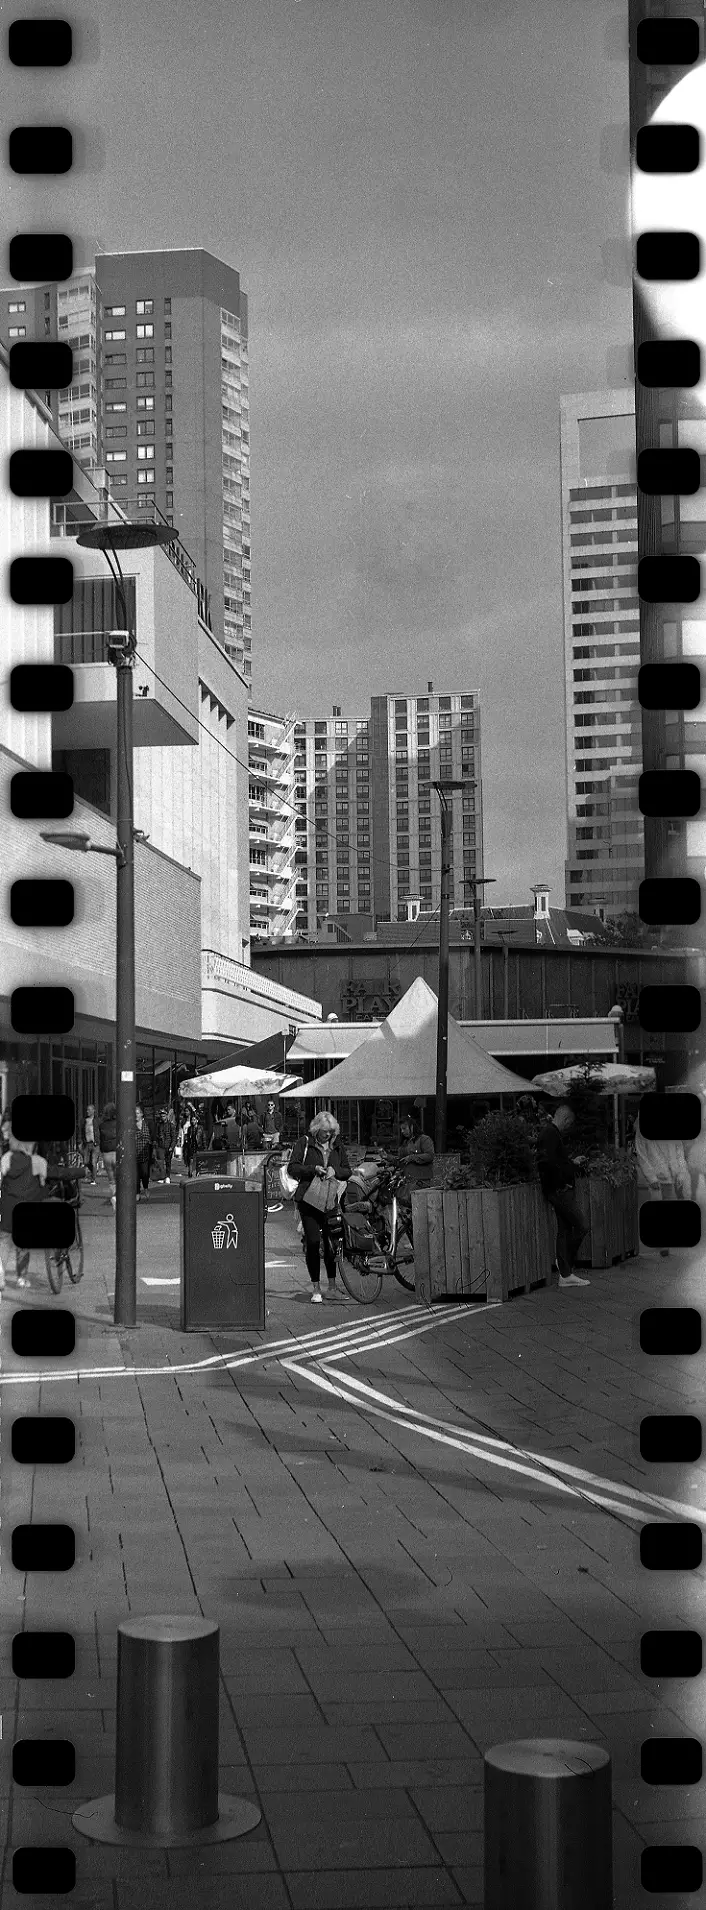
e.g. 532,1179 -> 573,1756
10,0 -> 634,901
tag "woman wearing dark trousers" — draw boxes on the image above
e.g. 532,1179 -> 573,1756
288,1112 -> 352,1301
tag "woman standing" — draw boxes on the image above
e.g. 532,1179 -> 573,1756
288,1112 -> 352,1301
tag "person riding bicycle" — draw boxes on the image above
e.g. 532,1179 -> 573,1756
0,1131 -> 48,1291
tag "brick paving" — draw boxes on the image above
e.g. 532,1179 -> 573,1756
1,1196 -> 704,1909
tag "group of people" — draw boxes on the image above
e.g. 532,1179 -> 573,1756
82,1102 -> 177,1207
179,1099 -> 283,1173
0,1113 -> 47,1291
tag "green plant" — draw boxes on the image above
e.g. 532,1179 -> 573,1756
441,1111 -> 538,1190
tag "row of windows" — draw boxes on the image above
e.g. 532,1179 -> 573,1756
105,299 -> 170,317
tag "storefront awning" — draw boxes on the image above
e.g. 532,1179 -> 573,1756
288,1016 -> 619,1063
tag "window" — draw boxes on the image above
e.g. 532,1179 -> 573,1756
105,451 -> 127,463
136,324 -> 154,339
105,305 -> 125,317
136,395 -> 155,410
165,393 -> 172,410
105,377 -> 127,390
136,420 -> 155,437
105,401 -> 126,413
106,425 -> 127,440
166,440 -> 173,458
137,469 -> 155,485
8,301 -> 25,314
8,326 -> 26,337
136,371 -> 154,388
165,370 -> 172,387
164,323 -> 172,340
166,490 -> 174,508
164,347 -> 172,364
135,300 -> 154,316
137,445 -> 155,461
164,298 -> 171,315
166,466 -> 173,484
136,348 -> 154,364
104,329 -> 126,341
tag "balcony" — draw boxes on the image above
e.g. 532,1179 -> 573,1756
50,513 -> 199,754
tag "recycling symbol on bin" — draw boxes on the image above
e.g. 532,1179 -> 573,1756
211,1213 -> 239,1251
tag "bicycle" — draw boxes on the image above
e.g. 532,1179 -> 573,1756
44,1161 -> 85,1295
332,1157 -> 416,1305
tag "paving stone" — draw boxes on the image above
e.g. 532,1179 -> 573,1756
284,1869 -> 464,1908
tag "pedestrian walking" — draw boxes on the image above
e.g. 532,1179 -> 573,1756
154,1105 -> 176,1182
535,1100 -> 590,1288
287,1111 -> 352,1300
98,1102 -> 118,1208
224,1105 -> 242,1153
0,1131 -> 48,1290
181,1110 -> 198,1177
82,1105 -> 99,1183
135,1105 -> 153,1200
263,1100 -> 280,1145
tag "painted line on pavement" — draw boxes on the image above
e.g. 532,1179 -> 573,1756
0,1298 -> 472,1387
282,1360 -> 706,1527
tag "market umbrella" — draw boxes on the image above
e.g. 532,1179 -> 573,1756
281,976 -> 530,1100
530,1061 -> 656,1149
179,1065 -> 301,1101
530,1064 -> 656,1096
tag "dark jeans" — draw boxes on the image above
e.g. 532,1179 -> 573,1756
545,1186 -> 588,1278
299,1208 -> 338,1285
137,1157 -> 151,1193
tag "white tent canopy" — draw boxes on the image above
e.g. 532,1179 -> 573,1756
179,1065 -> 301,1101
280,976 -> 531,1101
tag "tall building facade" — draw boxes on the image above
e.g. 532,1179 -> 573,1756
0,264 -> 100,446
629,0 -> 706,901
247,708 -> 299,943
288,690 -> 483,935
1,248 -> 252,680
94,249 -> 251,680
560,392 -> 643,917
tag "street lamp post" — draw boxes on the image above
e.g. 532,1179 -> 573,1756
73,509 -> 173,1328
431,780 -> 493,1156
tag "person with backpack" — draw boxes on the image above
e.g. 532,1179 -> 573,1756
0,1131 -> 48,1290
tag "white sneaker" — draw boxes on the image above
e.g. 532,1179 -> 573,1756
110,1194 -> 117,1209
165,1176 -> 171,1184
559,1272 -> 590,1288
311,1288 -> 323,1303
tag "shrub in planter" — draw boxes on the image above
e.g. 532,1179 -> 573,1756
438,1110 -> 539,1191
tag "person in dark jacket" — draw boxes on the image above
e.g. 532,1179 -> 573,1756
99,1102 -> 118,1208
135,1106 -> 154,1200
536,1102 -> 589,1288
288,1112 -> 352,1300
0,1133 -> 48,1289
244,1112 -> 263,1148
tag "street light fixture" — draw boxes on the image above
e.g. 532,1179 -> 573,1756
69,506 -> 173,1328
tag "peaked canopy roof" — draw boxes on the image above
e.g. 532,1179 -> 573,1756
281,976 -> 531,1100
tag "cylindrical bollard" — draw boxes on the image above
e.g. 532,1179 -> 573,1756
72,1615 -> 261,1848
484,1739 -> 612,1910
115,1615 -> 218,1834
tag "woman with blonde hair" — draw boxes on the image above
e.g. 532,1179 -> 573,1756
287,1111 -> 352,1300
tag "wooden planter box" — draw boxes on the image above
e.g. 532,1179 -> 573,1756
411,1182 -> 557,1303
575,1173 -> 639,1269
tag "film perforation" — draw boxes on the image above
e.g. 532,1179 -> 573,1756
8,124 -> 73,175
10,769 -> 74,819
8,19 -> 73,68
11,1414 -> 76,1463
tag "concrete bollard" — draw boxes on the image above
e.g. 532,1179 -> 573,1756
484,1739 -> 612,1909
72,1615 -> 261,1847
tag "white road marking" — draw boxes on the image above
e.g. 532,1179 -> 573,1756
282,1360 -> 706,1528
0,1299 -> 471,1386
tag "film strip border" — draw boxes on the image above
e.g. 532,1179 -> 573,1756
631,5 -> 706,1900
5,15 -> 82,1899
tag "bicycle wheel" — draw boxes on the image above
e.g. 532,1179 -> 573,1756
45,1248 -> 64,1295
67,1217 -> 84,1284
336,1245 -> 383,1304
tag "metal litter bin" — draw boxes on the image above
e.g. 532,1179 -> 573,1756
180,1178 -> 265,1331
